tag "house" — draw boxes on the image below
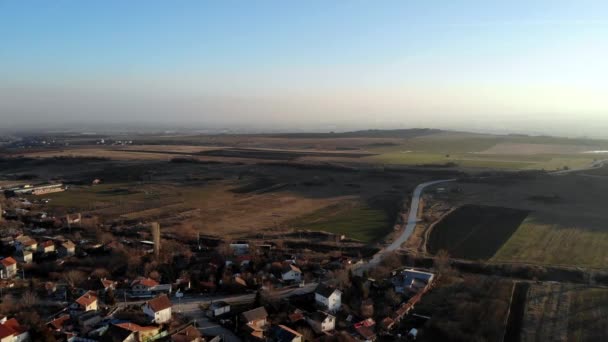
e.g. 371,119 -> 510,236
315,284 -> 342,312
15,250 -> 32,264
241,307 -> 268,332
100,278 -> 117,292
281,264 -> 302,283
208,301 -> 230,317
171,325 -> 203,342
113,322 -> 160,342
15,237 -> 37,252
38,240 -> 55,254
77,311 -> 102,331
75,291 -> 98,312
143,294 -> 172,324
131,277 -> 159,294
268,325 -> 303,342
0,318 -> 29,342
131,277 -> 171,297
0,258 -> 17,279
58,240 -> 76,257
355,325 -> 377,342
306,311 -> 335,334
392,269 -> 434,294
48,314 -> 71,333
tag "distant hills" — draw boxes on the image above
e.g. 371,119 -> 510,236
268,128 -> 442,139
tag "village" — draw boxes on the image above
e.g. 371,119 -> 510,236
0,182 -> 439,342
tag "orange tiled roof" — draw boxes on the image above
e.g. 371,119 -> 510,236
146,294 -> 172,312
0,257 -> 17,267
115,322 -> 158,332
75,291 -> 97,307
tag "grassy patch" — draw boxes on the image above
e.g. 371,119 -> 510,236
427,205 -> 528,260
44,183 -> 148,209
520,284 -> 608,341
287,201 -> 392,242
492,217 -> 608,268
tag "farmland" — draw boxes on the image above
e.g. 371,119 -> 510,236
426,205 -> 529,260
492,217 -> 608,268
9,129 -> 608,171
287,195 -> 400,243
520,283 -> 608,341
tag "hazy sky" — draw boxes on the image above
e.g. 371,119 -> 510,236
1,1 -> 607,136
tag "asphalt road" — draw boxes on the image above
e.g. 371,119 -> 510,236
358,179 -> 455,273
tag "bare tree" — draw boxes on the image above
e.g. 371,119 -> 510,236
63,270 -> 86,289
434,249 -> 456,283
21,290 -> 38,308
385,288 -> 402,307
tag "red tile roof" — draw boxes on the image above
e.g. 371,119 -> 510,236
49,315 -> 70,331
0,324 -> 15,339
132,278 -> 159,288
115,322 -> 158,332
75,291 -> 97,308
3,318 -> 25,334
0,257 -> 16,267
41,240 -> 54,247
146,294 -> 172,312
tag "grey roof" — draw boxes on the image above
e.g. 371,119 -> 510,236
242,307 -> 268,322
315,283 -> 339,298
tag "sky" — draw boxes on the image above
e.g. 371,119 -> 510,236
1,1 -> 607,136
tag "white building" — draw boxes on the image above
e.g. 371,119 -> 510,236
281,264 -> 302,282
315,284 -> 342,313
306,311 -> 335,333
75,291 -> 98,312
0,258 -> 17,279
143,294 -> 172,324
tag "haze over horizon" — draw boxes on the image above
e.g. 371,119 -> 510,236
1,1 -> 607,137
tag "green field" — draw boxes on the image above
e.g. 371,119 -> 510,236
492,217 -> 608,268
364,132 -> 601,170
287,201 -> 393,242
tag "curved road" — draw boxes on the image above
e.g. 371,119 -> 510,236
362,179 -> 456,271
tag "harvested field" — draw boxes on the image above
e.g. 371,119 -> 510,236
427,205 -> 529,260
520,283 -> 608,342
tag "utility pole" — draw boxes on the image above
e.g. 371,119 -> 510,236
151,222 -> 161,258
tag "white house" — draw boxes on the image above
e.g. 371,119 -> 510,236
75,291 -> 98,312
58,240 -> 76,257
15,250 -> 32,264
143,294 -> 172,324
315,284 -> 342,312
281,264 -> 302,282
0,258 -> 17,279
306,311 -> 335,333
38,240 -> 55,254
